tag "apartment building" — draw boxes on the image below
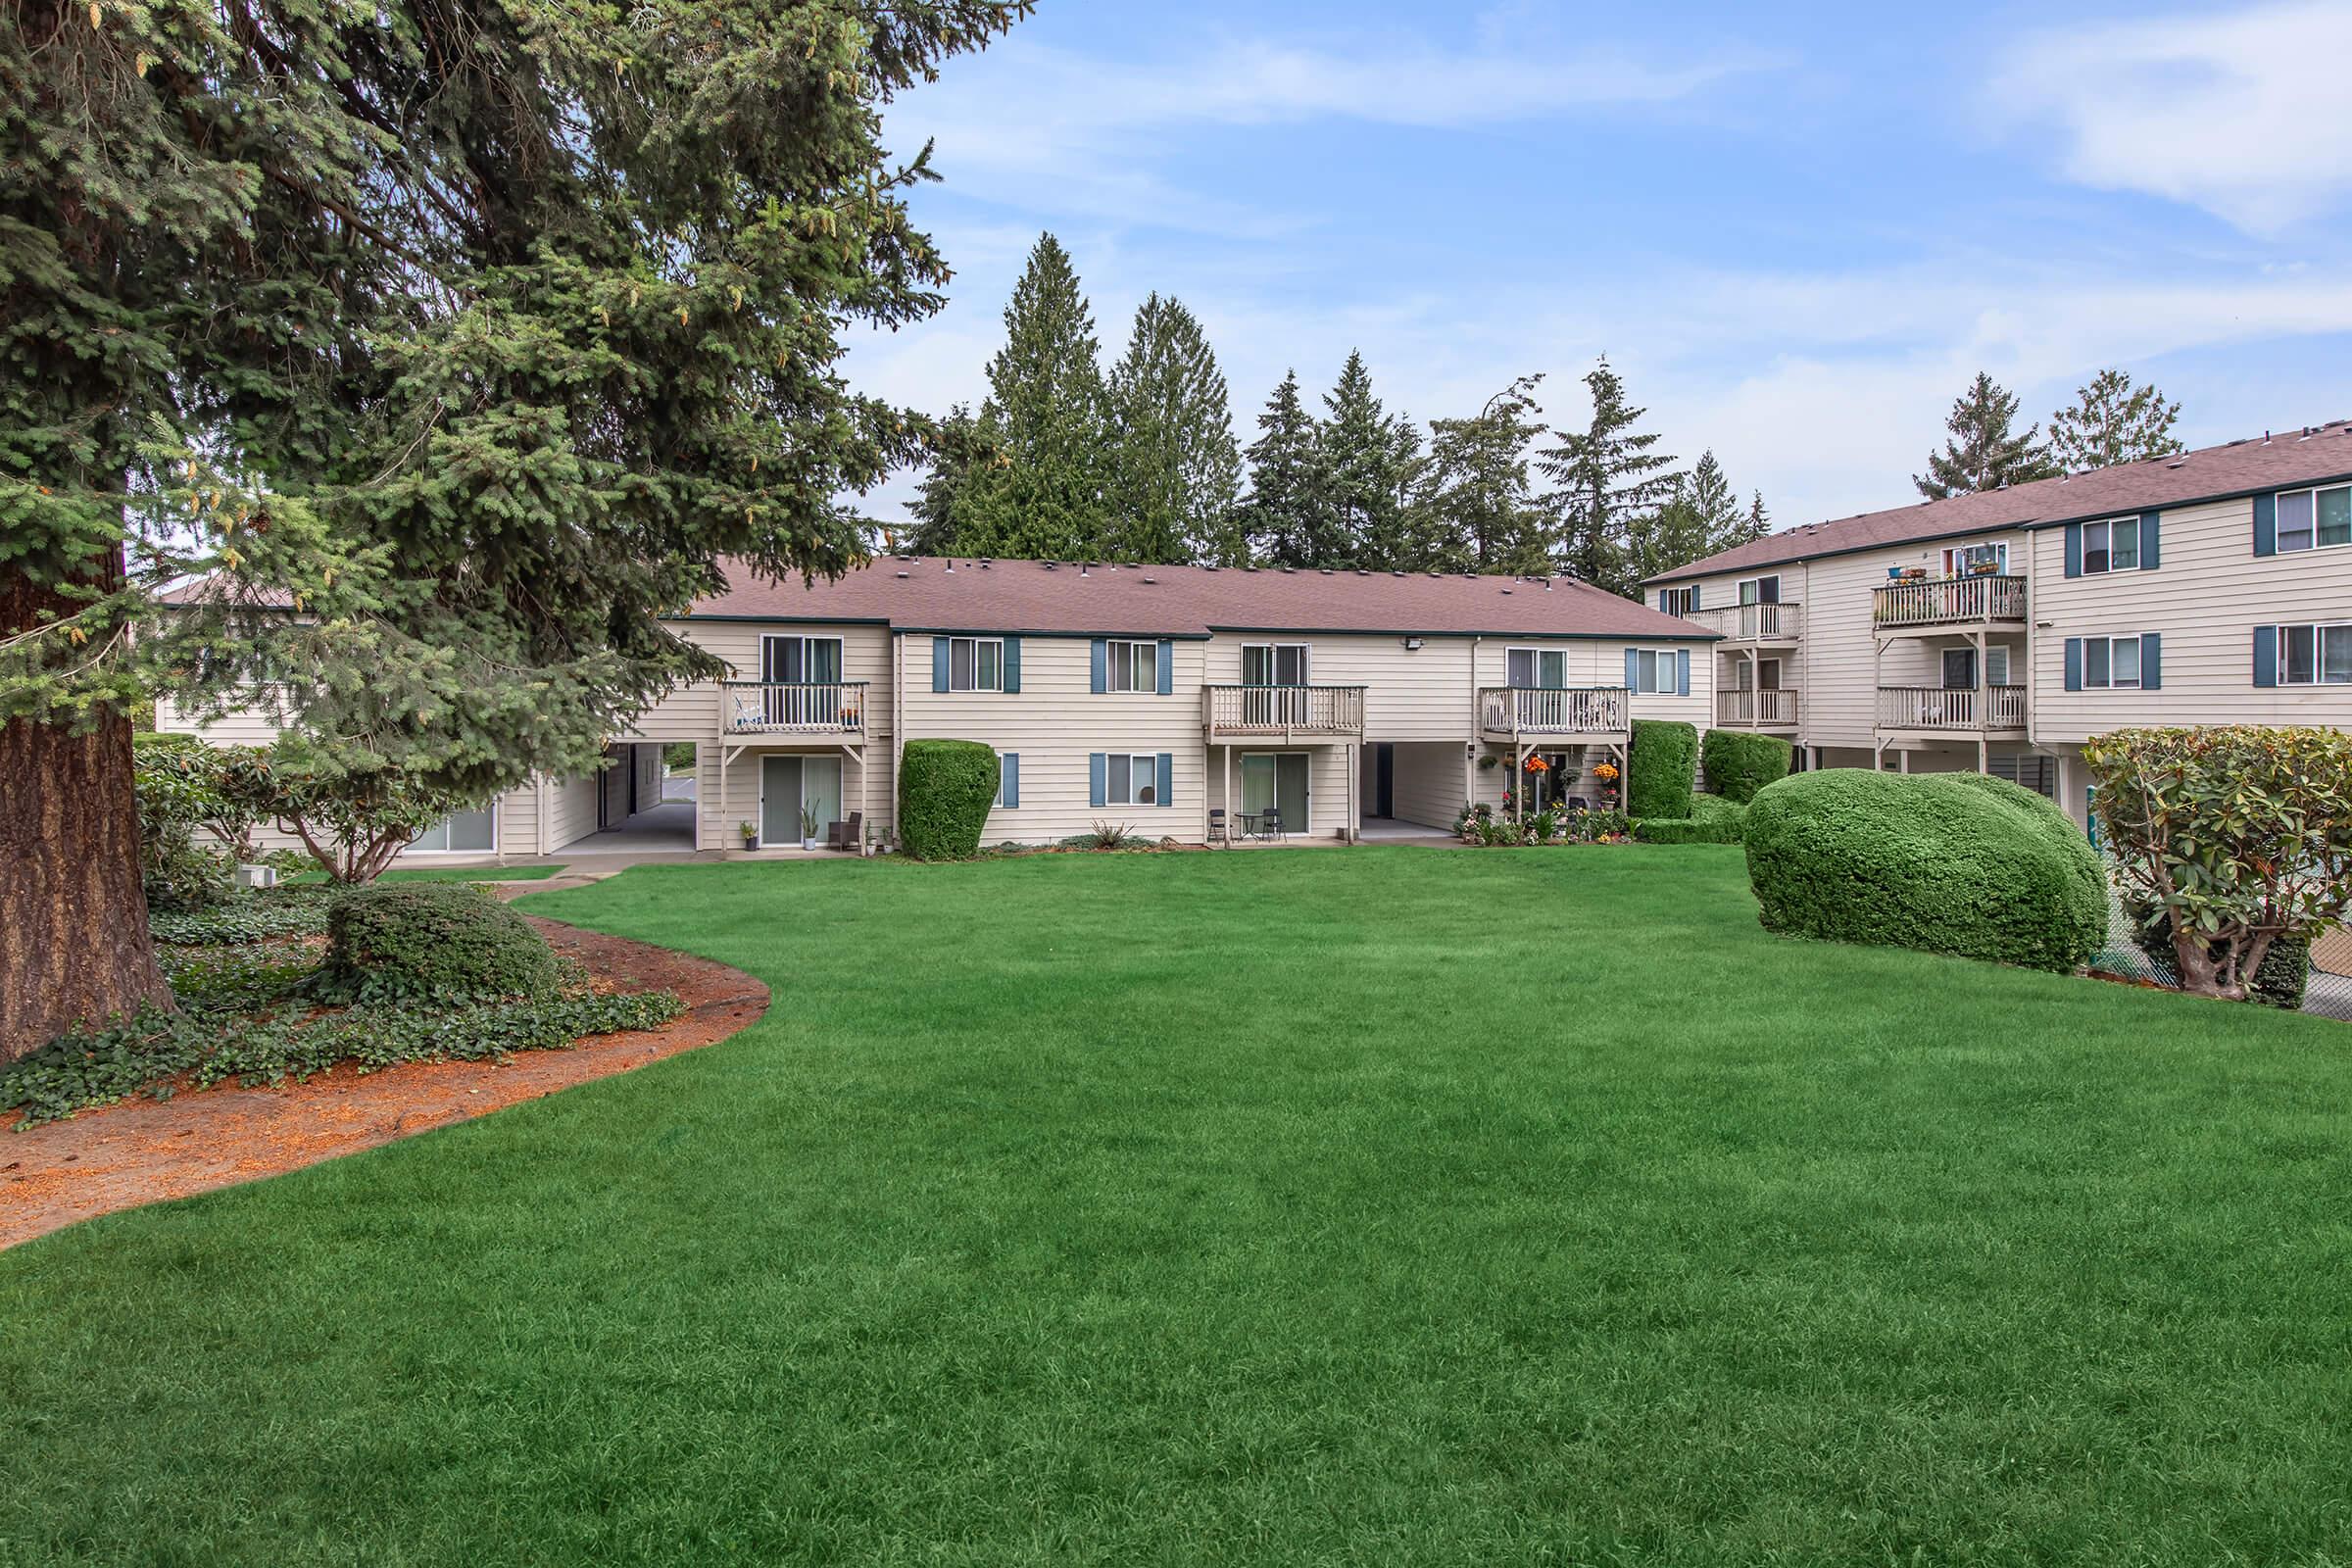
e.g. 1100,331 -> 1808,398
1643,421 -> 2352,827
162,559 -> 1717,858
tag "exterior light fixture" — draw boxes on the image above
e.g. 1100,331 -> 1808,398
1402,636 -> 1424,651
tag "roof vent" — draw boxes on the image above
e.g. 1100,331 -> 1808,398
1319,568 -> 1334,575
979,558 -> 993,567
1143,575 -> 1157,585
1246,565 -> 1259,572
1500,587 -> 1513,595
1392,570 -> 1404,577
2167,458 -> 2188,468
1043,561 -> 1056,570
943,561 -> 954,572
1282,566 -> 1296,574
2300,426 -> 2314,440
1203,564 -> 1219,571
894,570 -> 909,579
2263,430 -> 2273,444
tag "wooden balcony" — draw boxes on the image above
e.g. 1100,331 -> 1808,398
1876,684 -> 2027,734
1203,683 -> 1365,742
1873,574 -> 2027,630
1716,688 -> 1799,729
1685,602 -> 1801,644
1478,685 -> 1630,742
722,681 -> 867,735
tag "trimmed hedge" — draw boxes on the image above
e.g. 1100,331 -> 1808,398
1743,769 -> 2105,973
1634,793 -> 1746,844
1626,719 -> 1696,819
1701,729 -> 1792,805
315,882 -> 561,1004
2129,901 -> 2311,1009
898,739 -> 1000,861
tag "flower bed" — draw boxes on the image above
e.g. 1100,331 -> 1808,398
1453,803 -> 1632,846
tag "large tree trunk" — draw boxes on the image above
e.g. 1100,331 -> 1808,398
0,567 -> 173,1061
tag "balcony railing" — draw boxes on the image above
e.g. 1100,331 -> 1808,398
1686,602 -> 1801,642
1478,685 -> 1630,736
1873,575 -> 2027,627
1203,683 -> 1365,737
1876,684 -> 2027,731
723,680 -> 867,734
1716,688 -> 1799,727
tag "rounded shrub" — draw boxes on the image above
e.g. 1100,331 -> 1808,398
898,739 -> 1000,861
1743,769 -> 2105,973
1633,793 -> 1746,844
1626,719 -> 1696,820
1700,729 -> 1792,805
317,882 -> 560,1004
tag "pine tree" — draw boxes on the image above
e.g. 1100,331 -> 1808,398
1742,491 -> 1772,544
1915,372 -> 2061,499
1104,294 -> 1241,564
906,405 -> 996,557
1238,371 -> 1323,567
1417,375 -> 1550,573
0,0 -> 1024,1057
1635,451 -> 1760,580
1317,351 -> 1419,569
2047,369 -> 2184,471
1536,357 -> 1680,598
950,233 -> 1112,561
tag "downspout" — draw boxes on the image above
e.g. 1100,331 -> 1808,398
892,628 -> 906,847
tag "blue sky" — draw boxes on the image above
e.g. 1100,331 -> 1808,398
847,0 -> 2352,534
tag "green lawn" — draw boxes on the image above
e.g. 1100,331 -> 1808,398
4,847 -> 2349,1565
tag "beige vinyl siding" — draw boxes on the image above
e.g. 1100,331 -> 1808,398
1388,741 -> 1466,830
1205,630 -> 1472,741
2032,495 -> 2352,740
546,768 -> 603,851
898,633 -> 1202,844
154,691 -> 288,746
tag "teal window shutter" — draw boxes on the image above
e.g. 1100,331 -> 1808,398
932,636 -> 950,692
2063,638 -> 2082,691
2064,523 -> 2082,577
2141,633 -> 2161,691
1623,648 -> 1639,688
1156,752 -> 1174,806
2253,626 -> 2278,687
2139,512 -> 2160,569
1002,635 -> 1021,693
2254,494 -> 2277,556
1089,752 -> 1106,808
1688,583 -> 1700,611
1675,649 -> 1690,696
1001,753 -> 1019,808
1090,638 -> 1107,694
1156,639 -> 1173,696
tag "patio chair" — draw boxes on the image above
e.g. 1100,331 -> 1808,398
827,810 -> 863,850
1259,808 -> 1283,842
1207,808 -> 1229,846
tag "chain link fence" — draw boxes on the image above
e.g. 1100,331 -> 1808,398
2093,858 -> 2352,1021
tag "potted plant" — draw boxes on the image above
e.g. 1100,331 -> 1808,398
738,819 -> 758,850
798,803 -> 820,852
1592,760 -> 1620,808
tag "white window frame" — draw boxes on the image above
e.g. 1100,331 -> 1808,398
1737,574 -> 1780,606
949,635 -> 1003,693
2276,484 -> 2352,555
760,633 -> 845,685
1104,752 -> 1158,807
1505,646 -> 1567,689
2082,634 -> 2143,691
1239,751 -> 1311,832
1105,639 -> 1157,694
2081,516 -> 2140,575
1241,642 -> 1310,686
1658,587 -> 1694,616
1631,648 -> 1678,694
1941,541 -> 2009,577
995,753 -> 1014,808
410,801 -> 499,855
2278,622 -> 2352,686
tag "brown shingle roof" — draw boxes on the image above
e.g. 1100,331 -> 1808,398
690,557 -> 1713,639
1644,420 -> 2352,585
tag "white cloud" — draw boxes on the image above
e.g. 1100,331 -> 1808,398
1994,1 -> 2352,233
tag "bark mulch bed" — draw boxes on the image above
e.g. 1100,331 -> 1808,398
0,919 -> 767,1250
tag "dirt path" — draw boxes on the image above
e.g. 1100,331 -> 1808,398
0,920 -> 768,1250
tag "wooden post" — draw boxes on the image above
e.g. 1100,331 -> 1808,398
1222,745 -> 1232,848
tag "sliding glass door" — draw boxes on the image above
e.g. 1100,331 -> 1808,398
759,755 -> 843,844
1240,753 -> 1310,832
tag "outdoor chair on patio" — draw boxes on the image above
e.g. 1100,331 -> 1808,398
1207,808 -> 1229,846
827,810 -> 863,851
1258,808 -> 1283,842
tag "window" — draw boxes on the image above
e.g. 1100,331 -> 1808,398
2081,516 -> 2139,574
1105,639 -> 1157,694
760,634 -> 843,686
1505,647 -> 1566,688
995,753 -> 1017,808
1737,575 -> 1780,606
1242,643 -> 1309,685
1658,587 -> 1694,616
412,804 -> 496,854
2276,485 -> 2352,553
1105,753 -> 1157,806
1630,649 -> 1678,694
1942,646 -> 2013,689
2082,635 -> 2143,690
949,635 -> 1003,692
2278,623 -> 2352,685
1729,658 -> 1782,692
1941,542 -> 2008,576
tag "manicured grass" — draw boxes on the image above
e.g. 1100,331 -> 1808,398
283,863 -> 564,886
4,847 -> 2349,1565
